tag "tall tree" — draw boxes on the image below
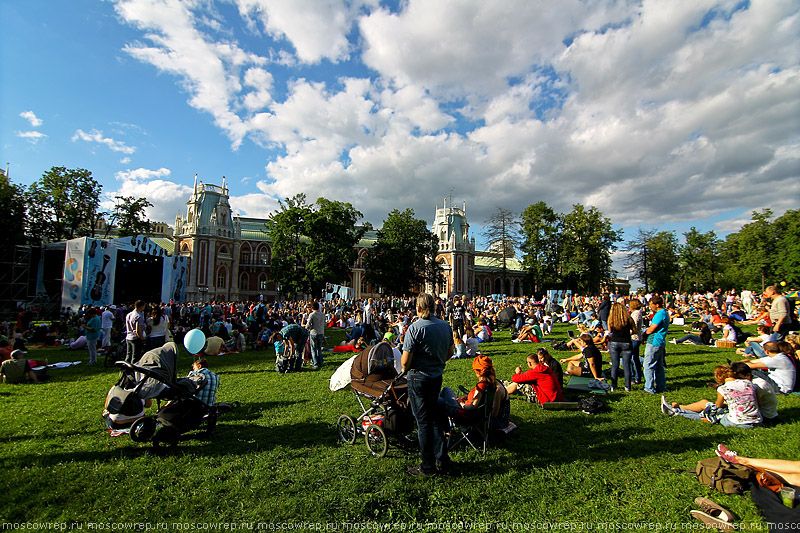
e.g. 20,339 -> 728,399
720,209 -> 776,291
773,209 -> 800,286
624,229 -> 680,293
483,207 -> 522,292
364,208 -> 442,296
267,194 -> 365,298
107,195 -> 153,238
559,204 -> 622,293
680,227 -> 720,292
520,201 -> 562,293
25,166 -> 102,242
0,173 -> 27,249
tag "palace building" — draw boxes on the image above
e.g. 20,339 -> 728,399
171,178 -> 526,302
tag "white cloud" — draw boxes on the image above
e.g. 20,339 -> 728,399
120,157 -> 131,164
19,111 -> 43,127
72,129 -> 136,154
105,167 -> 192,223
229,193 -> 281,219
16,131 -> 47,144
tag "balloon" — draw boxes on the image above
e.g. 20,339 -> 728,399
780,281 -> 786,287
184,329 -> 206,355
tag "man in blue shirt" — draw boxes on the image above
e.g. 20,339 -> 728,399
402,293 -> 454,476
643,295 -> 669,394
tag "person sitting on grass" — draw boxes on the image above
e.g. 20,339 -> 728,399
451,330 -> 467,359
660,365 -> 762,428
504,350 -> 564,405
188,358 -> 219,406
716,444 -> 800,486
1,349 -> 40,384
199,335 -> 229,357
512,321 -> 540,343
736,325 -> 777,357
731,362 -> 779,427
735,341 -> 796,395
463,325 -> 479,357
671,322 -> 713,346
560,334 -> 605,381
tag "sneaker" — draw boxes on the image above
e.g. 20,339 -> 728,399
406,464 -> 435,477
512,339 -> 521,344
661,396 -> 676,416
669,339 -> 677,344
694,497 -> 739,522
716,444 -> 739,464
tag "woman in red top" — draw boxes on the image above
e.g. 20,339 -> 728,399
439,354 -> 505,423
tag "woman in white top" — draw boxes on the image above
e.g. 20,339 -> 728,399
147,306 -> 168,350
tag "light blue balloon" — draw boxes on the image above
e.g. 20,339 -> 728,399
184,329 -> 206,354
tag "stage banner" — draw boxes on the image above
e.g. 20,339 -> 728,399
165,255 -> 188,303
62,238 -> 86,311
324,283 -> 353,301
83,238 -> 116,306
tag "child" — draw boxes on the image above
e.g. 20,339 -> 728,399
189,358 -> 220,406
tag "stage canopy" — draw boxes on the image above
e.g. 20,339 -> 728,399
61,235 -> 188,310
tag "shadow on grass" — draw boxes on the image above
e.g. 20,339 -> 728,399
0,429 -> 98,444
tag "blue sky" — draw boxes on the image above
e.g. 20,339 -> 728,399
2,0 -> 799,277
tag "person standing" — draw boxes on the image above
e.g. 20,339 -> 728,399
607,303 -> 636,392
643,295 -> 669,394
304,302 -> 325,370
401,293 -> 454,476
84,308 -> 101,365
449,295 -> 466,338
765,285 -> 794,341
101,305 -> 115,348
125,300 -> 146,364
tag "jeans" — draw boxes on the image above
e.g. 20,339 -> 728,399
608,341 -> 632,390
643,343 -> 666,393
676,334 -> 703,345
87,338 -> 98,365
309,333 -> 325,368
125,338 -> 143,364
101,327 -> 111,348
745,342 -> 766,358
630,340 -> 643,383
407,370 -> 448,472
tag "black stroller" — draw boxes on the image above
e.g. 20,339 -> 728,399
104,342 -> 234,448
336,343 -> 415,457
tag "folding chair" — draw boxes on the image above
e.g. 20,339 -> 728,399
446,389 -> 494,454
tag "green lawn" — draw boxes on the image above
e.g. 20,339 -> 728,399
1,323 -> 798,527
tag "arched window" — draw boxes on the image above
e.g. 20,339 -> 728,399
239,272 -> 249,290
216,268 -> 227,289
240,242 -> 251,265
513,279 -> 520,297
484,279 -> 490,295
258,273 -> 268,291
494,278 -> 501,295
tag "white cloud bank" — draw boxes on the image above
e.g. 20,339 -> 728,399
19,111 -> 43,127
112,0 -> 800,232
72,129 -> 136,154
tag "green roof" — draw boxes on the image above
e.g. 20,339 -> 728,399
149,237 -> 175,254
474,254 -> 524,273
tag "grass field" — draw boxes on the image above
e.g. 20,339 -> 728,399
1,323 -> 798,528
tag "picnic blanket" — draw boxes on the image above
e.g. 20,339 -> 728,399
564,376 -> 610,394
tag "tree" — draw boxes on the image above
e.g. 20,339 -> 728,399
559,204 -> 622,293
520,201 -> 562,293
483,207 -> 522,293
624,229 -> 680,293
25,166 -> 102,242
106,196 -> 153,238
680,227 -> 720,292
268,194 -> 365,298
0,173 -> 27,249
773,209 -> 800,286
364,208 -> 442,296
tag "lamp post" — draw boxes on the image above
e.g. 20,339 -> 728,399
198,286 -> 208,303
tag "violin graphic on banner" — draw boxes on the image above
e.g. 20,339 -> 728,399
90,254 -> 111,302
174,266 -> 185,302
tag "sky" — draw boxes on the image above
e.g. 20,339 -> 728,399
2,0 -> 799,272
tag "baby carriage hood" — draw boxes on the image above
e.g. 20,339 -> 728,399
134,342 -> 178,399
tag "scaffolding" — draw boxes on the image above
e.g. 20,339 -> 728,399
0,245 -> 46,318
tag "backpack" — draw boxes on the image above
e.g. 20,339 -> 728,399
577,397 -> 609,414
731,324 -> 748,344
695,457 -> 753,494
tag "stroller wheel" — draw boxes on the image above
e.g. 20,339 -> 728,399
364,424 -> 388,458
152,426 -> 180,449
336,415 -> 357,445
130,417 -> 156,443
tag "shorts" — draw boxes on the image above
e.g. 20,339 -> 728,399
579,361 -> 594,378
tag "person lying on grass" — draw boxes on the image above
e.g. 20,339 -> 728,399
716,444 -> 800,486
504,349 -> 564,405
560,334 -> 604,381
671,321 -> 713,346
660,365 -> 762,428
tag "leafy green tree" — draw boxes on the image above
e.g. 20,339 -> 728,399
483,207 -> 522,292
0,173 -> 27,248
680,227 -> 720,292
25,166 -> 102,242
520,201 -> 561,293
559,204 -> 622,293
268,194 -> 365,298
624,229 -> 680,293
107,195 -> 153,238
773,209 -> 800,286
364,208 -> 442,296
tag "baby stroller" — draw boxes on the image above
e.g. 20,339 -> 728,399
336,343 -> 415,457
104,342 -> 234,448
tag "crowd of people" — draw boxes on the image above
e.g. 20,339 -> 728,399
2,284 -> 798,478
